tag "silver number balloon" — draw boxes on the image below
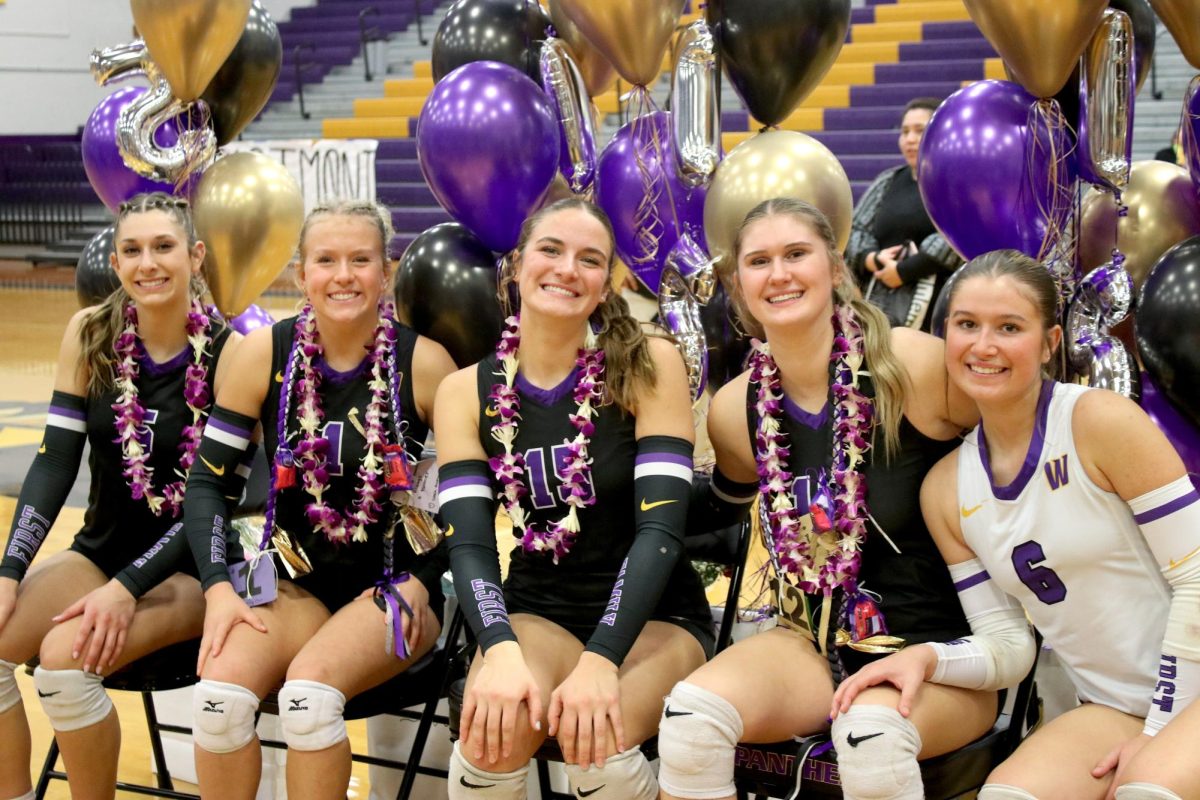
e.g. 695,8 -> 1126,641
659,235 -> 713,400
90,39 -> 150,85
90,39 -> 216,185
1067,263 -> 1140,400
541,38 -> 597,195
672,19 -> 720,188
1078,9 -> 1134,190
663,232 -> 716,304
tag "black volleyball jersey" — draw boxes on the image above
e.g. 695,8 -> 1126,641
475,353 -> 711,629
253,317 -> 436,602
62,325 -> 233,579
746,373 -> 969,645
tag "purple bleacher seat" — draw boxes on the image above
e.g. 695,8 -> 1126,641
824,106 -> 907,130
850,8 -> 875,24
377,140 -> 419,160
922,21 -> 985,40
376,162 -> 425,183
811,130 -> 903,154
900,39 -> 995,61
875,59 -> 984,84
391,207 -> 452,232
850,83 -> 961,107
376,182 -> 437,206
721,110 -> 751,131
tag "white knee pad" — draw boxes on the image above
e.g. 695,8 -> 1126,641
831,705 -> 923,800
447,740 -> 529,800
278,679 -> 347,752
1117,783 -> 1184,800
32,667 -> 112,732
657,681 -> 744,800
0,658 -> 21,714
563,746 -> 656,800
192,679 -> 259,754
978,784 -> 1039,799
8,790 -> 36,800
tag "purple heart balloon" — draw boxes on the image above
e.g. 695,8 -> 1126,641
82,86 -> 180,212
596,110 -> 708,294
417,61 -> 559,253
919,80 -> 1077,260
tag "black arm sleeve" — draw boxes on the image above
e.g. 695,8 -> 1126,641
439,459 -> 515,653
183,406 -> 257,591
585,435 -> 693,666
686,467 -> 757,536
116,442 -> 258,599
0,391 -> 88,582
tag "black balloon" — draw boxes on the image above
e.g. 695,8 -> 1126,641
1137,235 -> 1200,426
395,222 -> 505,367
200,0 -> 282,146
707,0 -> 850,126
699,283 -> 751,390
76,225 -> 121,307
431,0 -> 551,83
1049,0 -> 1155,133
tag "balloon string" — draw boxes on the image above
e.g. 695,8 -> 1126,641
1028,99 -> 1076,266
631,87 -> 664,266
176,101 -> 214,195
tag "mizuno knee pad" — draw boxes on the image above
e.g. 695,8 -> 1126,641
657,681 -> 744,800
831,705 -> 923,800
32,667 -> 112,732
278,679 -> 347,752
192,679 -> 259,754
978,784 -> 1039,799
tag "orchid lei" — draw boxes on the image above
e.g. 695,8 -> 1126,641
488,315 -> 605,564
750,304 -> 873,605
112,298 -> 212,518
267,303 -> 399,545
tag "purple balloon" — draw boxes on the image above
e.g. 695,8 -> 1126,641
919,80 -> 1077,260
230,303 -> 275,335
1185,76 -> 1200,196
1140,372 -> 1200,491
417,61 -> 559,252
82,86 -> 179,212
596,111 -> 707,294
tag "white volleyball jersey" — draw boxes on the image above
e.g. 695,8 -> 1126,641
957,381 -> 1170,717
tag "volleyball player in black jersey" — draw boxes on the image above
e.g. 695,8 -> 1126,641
435,198 -> 711,800
183,201 -> 456,799
0,193 -> 237,799
657,199 -> 993,800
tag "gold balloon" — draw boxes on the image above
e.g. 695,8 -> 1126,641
553,0 -> 685,87
193,152 -> 304,317
547,0 -> 618,96
703,130 -> 853,270
1079,160 -> 1200,288
1150,0 -> 1200,70
964,0 -> 1106,98
131,0 -> 251,101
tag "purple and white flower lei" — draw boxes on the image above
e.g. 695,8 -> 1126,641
488,315 -> 604,564
112,298 -> 212,518
285,302 -> 398,544
750,303 -> 873,598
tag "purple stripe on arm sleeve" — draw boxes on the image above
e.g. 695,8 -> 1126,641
207,416 -> 254,440
634,451 -> 693,468
953,570 -> 991,592
1135,491 -> 1199,525
439,474 -> 493,491
48,405 -> 87,421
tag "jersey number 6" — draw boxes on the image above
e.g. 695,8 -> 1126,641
1011,540 -> 1067,605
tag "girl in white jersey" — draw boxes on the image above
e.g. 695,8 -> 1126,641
829,249 -> 1200,800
